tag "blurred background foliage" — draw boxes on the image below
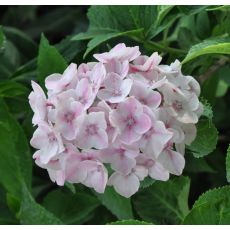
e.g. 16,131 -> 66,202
0,5 -> 230,225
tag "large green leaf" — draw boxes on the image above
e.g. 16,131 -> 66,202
95,187 -> 134,220
0,99 -> 32,197
183,186 -> 230,224
0,80 -> 29,98
3,26 -> 37,60
37,34 -> 67,85
19,184 -> 63,224
42,189 -> 100,224
72,6 -> 177,57
133,177 -> 190,224
0,39 -> 20,79
0,186 -> 18,224
196,11 -> 210,39
188,119 -> 218,158
226,145 -> 230,183
109,219 -> 152,225
182,38 -> 230,63
82,29 -> 142,59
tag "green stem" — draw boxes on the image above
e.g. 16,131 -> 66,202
130,35 -> 186,55
146,40 -> 186,55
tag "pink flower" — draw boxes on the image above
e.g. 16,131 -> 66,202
97,73 -> 133,103
80,160 -> 108,193
136,154 -> 169,181
75,112 -> 108,149
55,91 -> 84,140
158,144 -> 185,176
155,108 -> 185,143
28,81 -> 47,125
63,149 -> 108,193
94,43 -> 140,63
105,59 -> 129,78
109,97 -> 151,144
130,52 -> 162,72
30,122 -> 64,164
45,63 -> 78,95
129,72 -> 168,89
129,81 -> 161,109
99,144 -> 139,175
88,63 -> 106,93
89,101 -> 118,143
139,108 -> 173,158
75,78 -> 95,110
161,83 -> 200,123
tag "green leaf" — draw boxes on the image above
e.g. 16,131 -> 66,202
3,26 -> 37,60
0,81 -> 29,98
0,39 -> 20,79
156,6 -> 175,25
219,65 -> 230,86
196,11 -> 210,39
140,177 -> 155,189
226,145 -> 230,183
183,186 -> 230,224
95,187 -> 133,220
109,219 -> 152,225
0,186 -> 18,224
37,34 -> 67,85
19,184 -> 63,224
0,99 -> 32,197
216,80 -> 228,97
178,27 -> 195,49
200,98 -> 213,120
207,5 -> 230,12
64,182 -> 76,194
177,6 -> 209,15
182,38 -> 230,64
188,119 -> 218,158
0,26 -> 5,49
185,153 -> 216,173
72,6 -> 177,57
83,29 -> 142,58
133,177 -> 190,224
43,189 -> 100,224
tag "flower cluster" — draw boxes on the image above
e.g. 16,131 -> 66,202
29,43 -> 203,198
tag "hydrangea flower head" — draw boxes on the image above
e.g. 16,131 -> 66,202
29,43 -> 202,198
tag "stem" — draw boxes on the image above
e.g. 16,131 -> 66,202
198,56 -> 230,83
146,40 -> 186,55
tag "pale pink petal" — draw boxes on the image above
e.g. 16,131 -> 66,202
134,113 -> 151,134
111,155 -> 136,175
104,73 -> 122,90
149,161 -> 170,181
79,160 -> 108,193
91,129 -> 108,149
39,141 -> 59,164
45,74 -> 62,90
182,124 -> 197,145
48,169 -> 65,186
133,165 -> 148,181
158,149 -> 185,176
146,91 -> 161,109
119,128 -> 141,145
108,172 -> 140,198
175,143 -> 185,155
